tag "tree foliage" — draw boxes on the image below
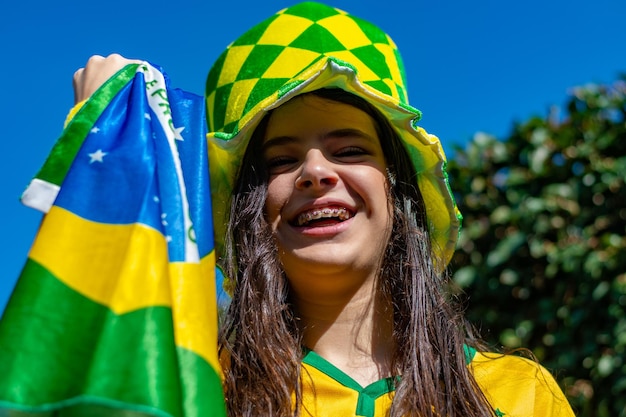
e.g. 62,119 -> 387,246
448,77 -> 626,416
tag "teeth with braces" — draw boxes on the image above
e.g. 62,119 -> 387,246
297,207 -> 350,226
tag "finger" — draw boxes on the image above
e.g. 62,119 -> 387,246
72,67 -> 84,104
85,54 -> 105,67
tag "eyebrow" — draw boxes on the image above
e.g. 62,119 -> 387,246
262,128 -> 377,151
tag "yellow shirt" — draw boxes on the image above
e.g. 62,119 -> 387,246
299,348 -> 575,417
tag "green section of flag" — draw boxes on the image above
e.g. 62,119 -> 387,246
0,259 -> 225,417
177,348 -> 226,417
35,65 -> 139,187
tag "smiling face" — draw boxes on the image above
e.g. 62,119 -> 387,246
262,94 -> 393,296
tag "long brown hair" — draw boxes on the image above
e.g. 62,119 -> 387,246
218,88 -> 493,416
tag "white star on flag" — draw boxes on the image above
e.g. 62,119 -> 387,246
88,149 -> 107,163
144,113 -> 151,120
90,126 -> 100,134
173,126 -> 185,141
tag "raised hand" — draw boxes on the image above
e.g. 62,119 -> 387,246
72,53 -> 141,103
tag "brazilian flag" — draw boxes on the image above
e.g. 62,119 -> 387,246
0,63 -> 226,417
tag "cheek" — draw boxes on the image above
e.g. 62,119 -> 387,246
358,170 -> 390,209
265,177 -> 290,228
368,172 -> 394,228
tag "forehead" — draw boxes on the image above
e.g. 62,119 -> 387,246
264,95 -> 379,141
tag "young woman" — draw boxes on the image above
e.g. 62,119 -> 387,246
220,87 -> 492,416
72,3 -> 575,416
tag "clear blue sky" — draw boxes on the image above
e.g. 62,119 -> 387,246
1,0 -> 625,311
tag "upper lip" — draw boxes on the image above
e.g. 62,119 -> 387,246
289,200 -> 356,226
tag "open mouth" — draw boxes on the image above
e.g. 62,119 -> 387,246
294,207 -> 353,227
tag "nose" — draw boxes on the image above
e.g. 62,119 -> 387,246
295,149 -> 338,189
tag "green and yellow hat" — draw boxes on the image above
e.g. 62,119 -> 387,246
205,1 -> 462,268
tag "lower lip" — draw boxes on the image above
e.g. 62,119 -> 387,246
292,217 -> 353,236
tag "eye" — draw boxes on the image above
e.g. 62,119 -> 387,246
265,155 -> 297,173
335,146 -> 368,158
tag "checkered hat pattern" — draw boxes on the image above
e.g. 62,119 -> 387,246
205,1 -> 462,269
205,2 -> 409,136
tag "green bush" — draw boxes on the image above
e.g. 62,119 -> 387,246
448,77 -> 626,416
